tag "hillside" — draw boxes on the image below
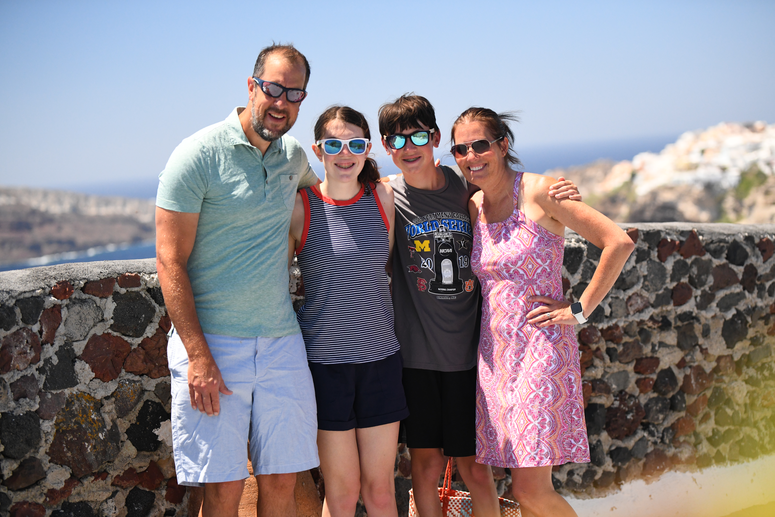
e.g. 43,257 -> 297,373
0,187 -> 155,265
546,121 -> 775,223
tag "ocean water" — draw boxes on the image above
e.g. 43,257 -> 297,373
7,134 -> 676,272
335,134 -> 677,179
0,242 -> 156,273
63,134 -> 677,200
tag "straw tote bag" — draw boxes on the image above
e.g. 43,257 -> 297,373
407,458 -> 521,516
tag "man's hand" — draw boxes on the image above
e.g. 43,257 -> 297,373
548,176 -> 582,201
157,207 -> 233,416
187,355 -> 233,416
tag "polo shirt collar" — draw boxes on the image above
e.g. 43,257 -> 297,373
226,107 -> 285,155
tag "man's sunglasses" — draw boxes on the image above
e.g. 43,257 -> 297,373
451,136 -> 504,157
253,77 -> 307,103
316,138 -> 369,155
384,129 -> 435,150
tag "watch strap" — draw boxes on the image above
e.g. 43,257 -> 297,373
571,302 -> 587,324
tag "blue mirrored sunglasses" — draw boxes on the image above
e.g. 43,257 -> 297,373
316,138 -> 369,155
384,129 -> 435,150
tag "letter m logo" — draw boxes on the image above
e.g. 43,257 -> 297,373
413,240 -> 430,252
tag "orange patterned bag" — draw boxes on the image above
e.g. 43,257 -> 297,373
408,458 -> 521,516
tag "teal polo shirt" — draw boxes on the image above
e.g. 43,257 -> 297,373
156,108 -> 319,337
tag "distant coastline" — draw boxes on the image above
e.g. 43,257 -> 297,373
0,241 -> 156,272
51,134 -> 679,199
0,133 -> 681,272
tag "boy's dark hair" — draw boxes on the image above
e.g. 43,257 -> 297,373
314,106 -> 380,185
378,94 -> 440,138
253,43 -> 311,88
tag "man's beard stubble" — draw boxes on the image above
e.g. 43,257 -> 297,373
251,103 -> 292,142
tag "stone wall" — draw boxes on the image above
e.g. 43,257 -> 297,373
545,223 -> 774,495
0,261 -> 175,517
0,224 -> 774,516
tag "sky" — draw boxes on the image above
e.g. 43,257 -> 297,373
1,0 -> 774,198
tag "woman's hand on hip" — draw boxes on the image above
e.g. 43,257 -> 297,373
526,295 -> 577,327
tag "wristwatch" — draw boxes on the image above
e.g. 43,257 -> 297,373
571,302 -> 587,324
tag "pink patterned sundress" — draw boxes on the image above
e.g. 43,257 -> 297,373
471,171 -> 590,468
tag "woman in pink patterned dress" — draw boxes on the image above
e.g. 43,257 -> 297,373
450,108 -> 634,517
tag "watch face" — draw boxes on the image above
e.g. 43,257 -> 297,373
571,302 -> 582,314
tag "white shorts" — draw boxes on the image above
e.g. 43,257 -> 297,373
168,331 -> 319,486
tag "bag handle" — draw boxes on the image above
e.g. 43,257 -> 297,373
442,458 -> 453,493
439,457 -> 454,514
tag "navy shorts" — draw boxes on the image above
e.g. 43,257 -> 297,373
401,367 -> 477,457
308,351 -> 409,431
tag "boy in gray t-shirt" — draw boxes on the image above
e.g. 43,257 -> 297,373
379,94 -> 579,516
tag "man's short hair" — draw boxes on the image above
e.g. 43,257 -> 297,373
378,94 -> 440,138
253,43 -> 311,88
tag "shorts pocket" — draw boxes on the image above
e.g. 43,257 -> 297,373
167,332 -> 189,379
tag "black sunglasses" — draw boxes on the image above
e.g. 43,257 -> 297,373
253,77 -> 307,103
451,136 -> 504,157
384,129 -> 435,150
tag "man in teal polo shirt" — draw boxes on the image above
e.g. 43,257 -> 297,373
156,44 -> 319,517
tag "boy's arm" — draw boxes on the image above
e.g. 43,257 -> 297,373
549,176 -> 582,201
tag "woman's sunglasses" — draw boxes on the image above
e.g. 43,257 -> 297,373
316,138 -> 369,155
451,136 -> 504,157
253,77 -> 307,103
384,129 -> 435,150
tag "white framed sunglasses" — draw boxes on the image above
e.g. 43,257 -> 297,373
316,138 -> 370,155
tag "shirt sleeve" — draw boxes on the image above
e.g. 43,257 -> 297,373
298,159 -> 320,188
467,180 -> 481,197
446,165 -> 480,196
156,139 -> 209,213
283,136 -> 320,188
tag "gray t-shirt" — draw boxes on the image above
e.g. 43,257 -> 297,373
389,166 -> 480,371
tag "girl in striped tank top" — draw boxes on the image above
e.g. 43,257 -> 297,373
289,106 -> 408,517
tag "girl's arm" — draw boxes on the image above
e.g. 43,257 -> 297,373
288,192 -> 305,268
375,182 -> 396,274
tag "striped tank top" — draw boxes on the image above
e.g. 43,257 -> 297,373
296,182 -> 400,364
